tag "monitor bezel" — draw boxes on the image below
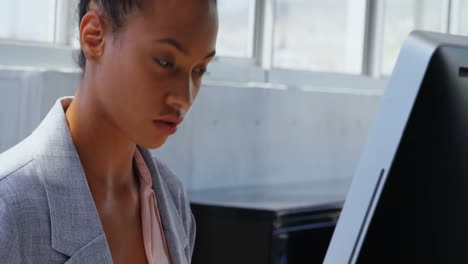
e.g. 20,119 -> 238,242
323,30 -> 468,263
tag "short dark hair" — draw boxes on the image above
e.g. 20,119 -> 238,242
77,0 -> 217,71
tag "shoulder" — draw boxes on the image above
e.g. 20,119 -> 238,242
0,136 -> 35,182
0,137 -> 43,212
0,137 -> 50,230
0,177 -> 21,263
0,140 -> 41,262
0,136 -> 46,204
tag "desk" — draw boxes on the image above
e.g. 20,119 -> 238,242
189,179 -> 350,264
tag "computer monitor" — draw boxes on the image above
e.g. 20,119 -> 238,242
323,30 -> 468,263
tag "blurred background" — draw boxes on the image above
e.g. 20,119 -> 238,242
2,0 -> 467,190
2,1 -> 467,263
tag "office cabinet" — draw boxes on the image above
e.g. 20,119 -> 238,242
189,179 -> 349,264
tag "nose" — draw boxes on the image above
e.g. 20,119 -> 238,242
165,73 -> 198,117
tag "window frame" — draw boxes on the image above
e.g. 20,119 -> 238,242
372,0 -> 452,77
0,0 -> 459,90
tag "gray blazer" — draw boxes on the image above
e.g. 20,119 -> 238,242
0,98 -> 196,264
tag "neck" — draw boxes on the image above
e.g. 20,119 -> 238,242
66,80 -> 137,190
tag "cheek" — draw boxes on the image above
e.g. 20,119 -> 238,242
188,76 -> 202,102
106,46 -> 150,100
141,67 -> 168,101
100,46 -> 133,95
98,46 -> 151,123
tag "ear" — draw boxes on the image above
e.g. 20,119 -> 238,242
80,11 -> 107,65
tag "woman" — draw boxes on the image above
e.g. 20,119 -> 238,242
0,0 -> 218,263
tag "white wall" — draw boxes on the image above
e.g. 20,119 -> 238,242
0,68 -> 382,191
0,69 -> 78,151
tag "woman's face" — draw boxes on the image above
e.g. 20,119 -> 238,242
94,0 -> 218,149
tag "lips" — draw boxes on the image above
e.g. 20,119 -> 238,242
153,116 -> 183,135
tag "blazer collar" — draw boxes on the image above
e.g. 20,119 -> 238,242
30,97 -> 110,259
137,146 -> 189,264
31,97 -> 188,263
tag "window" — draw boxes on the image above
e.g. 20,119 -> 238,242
0,0 -> 57,43
380,0 -> 447,75
451,0 -> 468,35
216,0 -> 256,58
1,0 -> 466,85
272,0 -> 366,74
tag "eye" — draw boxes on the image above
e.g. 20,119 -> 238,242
193,67 -> 207,76
154,57 -> 174,68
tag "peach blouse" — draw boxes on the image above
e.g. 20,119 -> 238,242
134,149 -> 172,264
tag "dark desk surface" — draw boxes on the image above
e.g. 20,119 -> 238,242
189,178 -> 351,215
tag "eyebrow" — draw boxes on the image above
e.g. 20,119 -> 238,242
156,38 -> 216,59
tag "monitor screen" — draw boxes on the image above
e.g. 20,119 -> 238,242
324,31 -> 468,263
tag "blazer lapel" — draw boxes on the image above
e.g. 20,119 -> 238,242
31,97 -> 112,262
64,235 -> 113,264
138,146 -> 189,264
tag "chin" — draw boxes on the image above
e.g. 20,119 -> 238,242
138,137 -> 168,150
